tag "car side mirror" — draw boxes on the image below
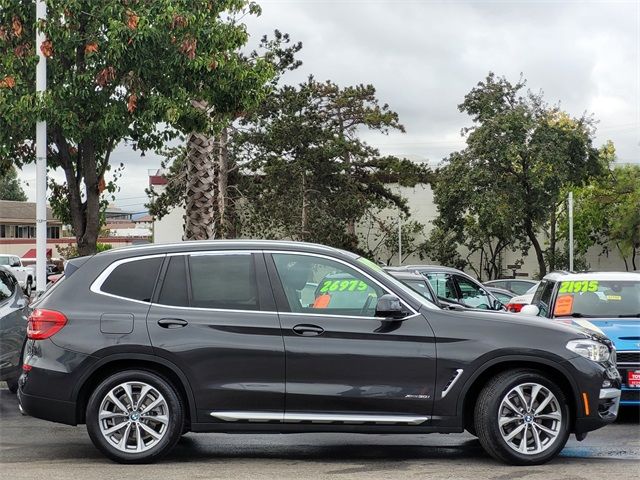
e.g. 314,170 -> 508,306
520,304 -> 540,316
375,294 -> 406,320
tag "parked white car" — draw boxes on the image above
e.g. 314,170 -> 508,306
0,254 -> 35,296
505,282 -> 539,312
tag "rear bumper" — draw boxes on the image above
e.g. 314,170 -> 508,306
18,388 -> 77,425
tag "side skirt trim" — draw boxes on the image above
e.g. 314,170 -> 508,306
210,411 -> 429,425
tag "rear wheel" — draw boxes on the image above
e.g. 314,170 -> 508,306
474,369 -> 570,465
24,279 -> 32,297
86,370 -> 184,464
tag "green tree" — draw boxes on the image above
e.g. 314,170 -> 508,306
426,151 -> 529,280
559,164 -> 640,271
237,77 -> 430,251
0,0 -> 275,255
359,212 -> 427,266
439,73 -> 605,278
0,166 -> 27,201
147,31 -> 302,240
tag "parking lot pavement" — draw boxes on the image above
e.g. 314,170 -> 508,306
0,387 -> 638,480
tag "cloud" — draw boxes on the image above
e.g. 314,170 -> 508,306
19,0 -> 640,208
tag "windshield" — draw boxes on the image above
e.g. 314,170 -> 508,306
356,257 -> 440,310
552,279 -> 640,318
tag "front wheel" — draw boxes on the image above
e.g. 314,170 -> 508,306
474,369 -> 570,465
86,370 -> 184,464
24,280 -> 32,297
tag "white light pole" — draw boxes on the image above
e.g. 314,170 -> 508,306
568,191 -> 574,272
35,0 -> 47,292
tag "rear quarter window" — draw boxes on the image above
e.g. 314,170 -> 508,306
100,257 -> 163,302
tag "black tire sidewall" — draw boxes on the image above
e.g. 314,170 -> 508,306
477,371 -> 570,465
86,369 -> 184,464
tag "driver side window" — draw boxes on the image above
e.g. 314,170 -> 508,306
272,253 -> 384,317
454,275 -> 492,309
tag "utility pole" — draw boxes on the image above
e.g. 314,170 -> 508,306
568,191 -> 574,272
35,0 -> 47,292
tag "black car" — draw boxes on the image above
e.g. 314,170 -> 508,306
0,266 -> 29,393
402,265 -> 505,311
19,241 -> 621,465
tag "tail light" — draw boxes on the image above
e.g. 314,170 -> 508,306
27,309 -> 67,340
506,303 -> 525,313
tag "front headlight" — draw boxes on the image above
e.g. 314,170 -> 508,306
566,339 -> 610,362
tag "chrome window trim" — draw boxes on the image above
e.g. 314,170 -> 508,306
90,253 -> 166,305
210,411 -> 429,425
90,248 -> 419,317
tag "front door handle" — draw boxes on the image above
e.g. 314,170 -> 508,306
292,324 -> 324,336
157,318 -> 188,329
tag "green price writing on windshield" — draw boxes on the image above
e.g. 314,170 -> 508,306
319,279 -> 368,293
559,280 -> 598,294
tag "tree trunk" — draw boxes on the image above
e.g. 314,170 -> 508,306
217,127 -> 230,239
633,245 -> 637,271
549,207 -> 557,271
184,131 -> 216,240
617,243 -> 629,271
300,172 -> 308,241
525,220 -> 547,278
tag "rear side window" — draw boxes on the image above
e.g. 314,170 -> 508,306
188,254 -> 258,310
101,257 -> 163,302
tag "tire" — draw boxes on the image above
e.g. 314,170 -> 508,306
24,280 -> 32,297
6,377 -> 18,394
86,370 -> 184,464
474,369 -> 570,465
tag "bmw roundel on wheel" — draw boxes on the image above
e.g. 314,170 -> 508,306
18,241 -> 621,465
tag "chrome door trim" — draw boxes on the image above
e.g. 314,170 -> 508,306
210,411 -> 429,425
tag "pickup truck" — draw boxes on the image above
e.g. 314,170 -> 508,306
0,254 -> 35,297
521,271 -> 640,406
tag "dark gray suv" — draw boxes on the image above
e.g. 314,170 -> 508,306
18,241 -> 621,465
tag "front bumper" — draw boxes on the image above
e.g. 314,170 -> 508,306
568,356 -> 621,434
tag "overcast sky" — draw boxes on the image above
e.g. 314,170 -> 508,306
21,0 -> 640,214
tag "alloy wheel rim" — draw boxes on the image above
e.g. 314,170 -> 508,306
498,382 -> 562,455
98,381 -> 169,453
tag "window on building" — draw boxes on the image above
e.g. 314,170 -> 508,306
47,226 -> 60,239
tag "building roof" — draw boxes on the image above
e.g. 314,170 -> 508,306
135,214 -> 153,223
0,200 -> 61,224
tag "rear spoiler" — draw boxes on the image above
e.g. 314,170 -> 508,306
64,255 -> 92,277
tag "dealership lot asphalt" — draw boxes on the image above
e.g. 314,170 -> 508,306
0,386 -> 638,480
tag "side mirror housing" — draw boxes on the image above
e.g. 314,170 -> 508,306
520,304 -> 540,316
375,294 -> 406,320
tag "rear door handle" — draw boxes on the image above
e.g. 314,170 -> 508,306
157,318 -> 188,329
292,324 -> 324,336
